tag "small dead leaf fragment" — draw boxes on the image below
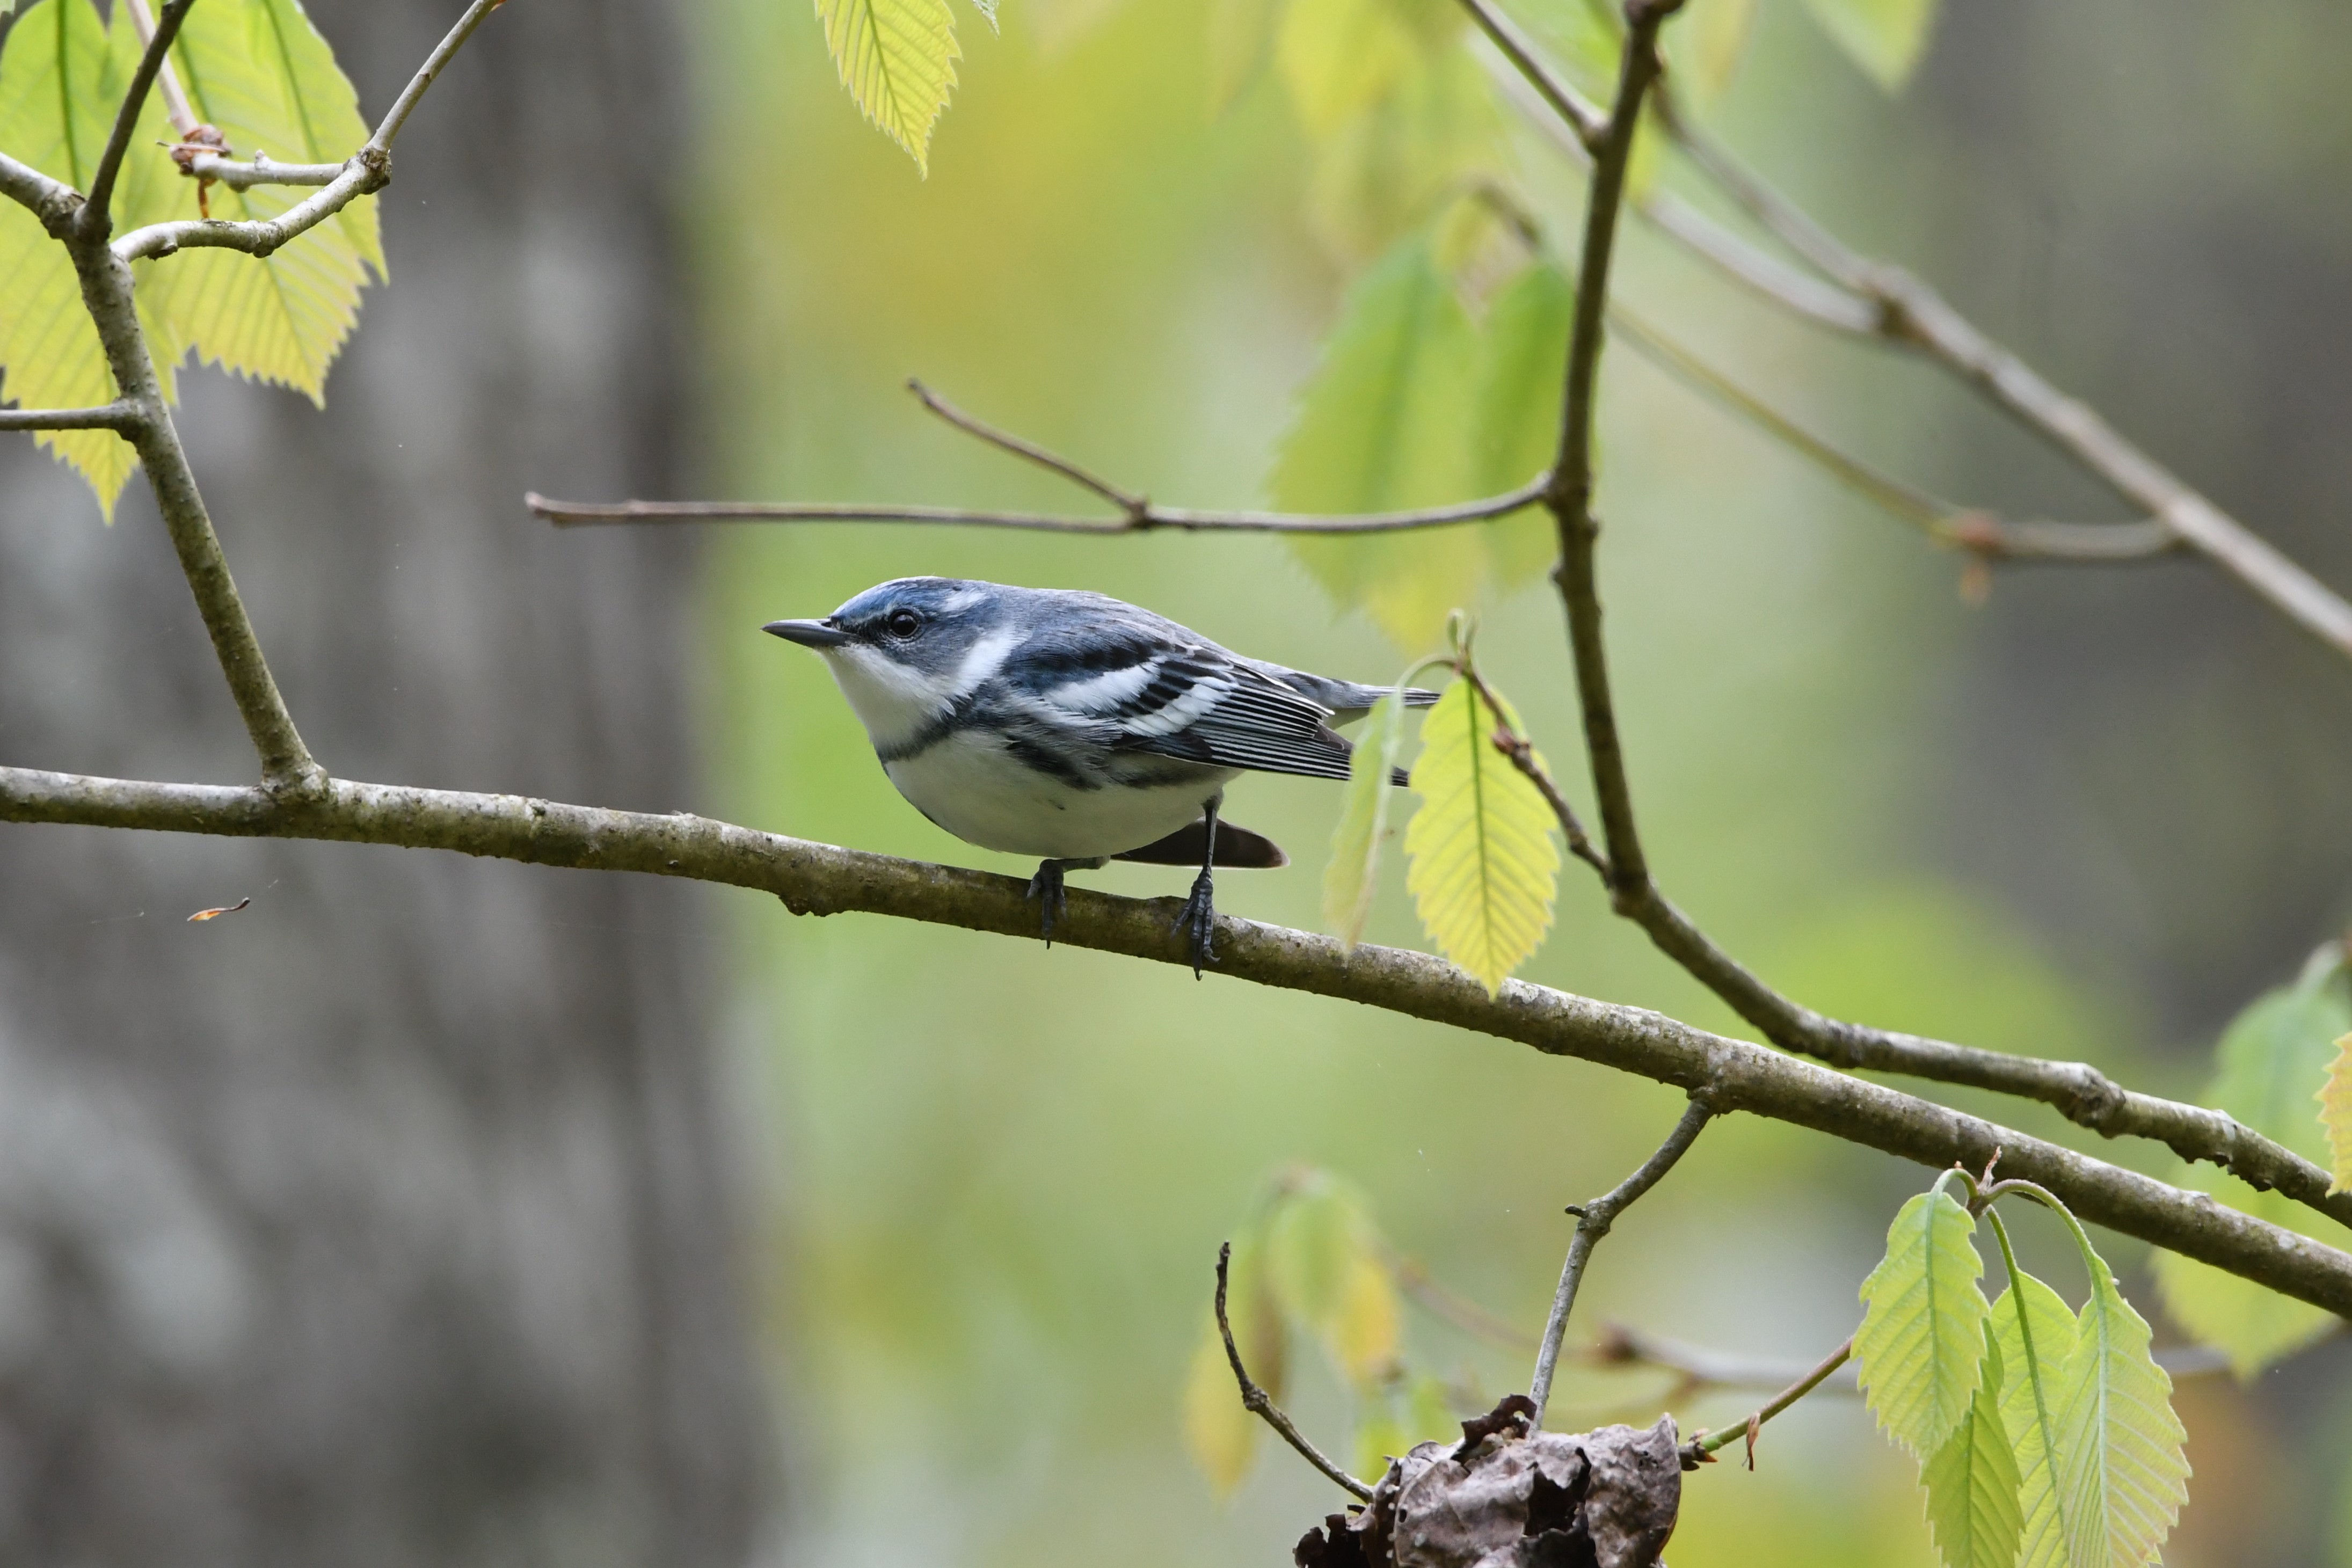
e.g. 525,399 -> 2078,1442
186,896 -> 251,922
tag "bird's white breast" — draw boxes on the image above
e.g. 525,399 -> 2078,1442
883,730 -> 1232,859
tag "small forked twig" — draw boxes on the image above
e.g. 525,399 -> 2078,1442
1214,1242 -> 1374,1501
907,378 -> 1148,517
529,380 -> 1552,537
1527,1098 -> 1713,1431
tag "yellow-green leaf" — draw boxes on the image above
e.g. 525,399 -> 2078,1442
0,0 -> 150,512
135,0 -> 379,402
1664,0 -> 1759,104
815,0 -> 960,174
2154,957 -> 2350,1376
1992,1266 -> 2082,1568
1921,1322 -> 2023,1568
1798,0 -> 1939,91
1326,1247 -> 1400,1385
1855,1188 -> 1991,1459
1205,0 -> 1277,114
2055,1248 -> 2190,1568
1402,677 -> 1559,993
1274,0 -> 1422,138
1469,260 -> 1571,589
1274,236 -> 1483,648
2319,1032 -> 2352,1193
1304,44 -> 1501,261
1181,1228 -> 1285,1497
1324,688 -> 1409,946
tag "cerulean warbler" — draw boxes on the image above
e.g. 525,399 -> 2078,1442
764,577 -> 1437,973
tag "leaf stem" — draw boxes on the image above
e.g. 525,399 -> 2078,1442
1685,1333 -> 1855,1464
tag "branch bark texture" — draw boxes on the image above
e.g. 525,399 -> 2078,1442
7,762 -> 2350,1319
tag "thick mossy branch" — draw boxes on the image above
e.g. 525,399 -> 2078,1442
7,762 -> 2352,1320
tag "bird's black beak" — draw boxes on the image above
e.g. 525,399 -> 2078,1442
762,618 -> 852,648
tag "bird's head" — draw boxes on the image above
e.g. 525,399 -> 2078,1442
764,578 -> 1019,753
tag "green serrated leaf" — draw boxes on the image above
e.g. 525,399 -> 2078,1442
1921,1322 -> 2023,1568
1275,237 -> 1484,648
1855,1188 -> 1991,1459
815,0 -> 960,174
2318,1031 -> 2352,1193
1182,1226 -> 1286,1497
1324,688 -> 1409,946
1798,0 -> 1939,91
2155,960 -> 2350,1377
1469,260 -> 1570,588
0,0 -> 145,512
1992,1265 -> 2081,1568
2055,1244 -> 2190,1568
143,0 -> 382,402
1402,677 -> 1559,994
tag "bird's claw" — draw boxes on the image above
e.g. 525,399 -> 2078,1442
1173,869 -> 1217,978
1026,860 -> 1067,945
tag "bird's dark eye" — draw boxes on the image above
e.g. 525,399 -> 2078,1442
884,608 -> 923,638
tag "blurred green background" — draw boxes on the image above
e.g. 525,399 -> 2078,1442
684,0 -> 2352,1562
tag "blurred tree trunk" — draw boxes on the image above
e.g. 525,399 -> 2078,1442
0,0 -> 768,1562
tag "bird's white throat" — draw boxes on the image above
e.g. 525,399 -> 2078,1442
820,631 -> 1017,754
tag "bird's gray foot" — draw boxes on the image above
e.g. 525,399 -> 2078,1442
1027,860 -> 1068,944
1026,857 -> 1105,946
1173,868 -> 1216,978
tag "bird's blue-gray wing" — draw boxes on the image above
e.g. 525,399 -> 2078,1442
1028,647 -> 1360,782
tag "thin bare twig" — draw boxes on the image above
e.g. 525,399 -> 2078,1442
1608,306 -> 2180,561
183,154 -> 345,190
532,377 -> 1552,535
1388,1250 -> 1540,1352
0,152 -> 76,222
76,0 -> 196,241
1215,1242 -> 1373,1500
1528,1098 -> 1713,1431
1588,1324 -> 1855,1395
1460,0 -> 1603,150
1480,19 -> 2352,651
907,379 -> 1147,514
365,0 -> 506,157
1648,92 -> 2352,653
0,403 -> 146,434
527,483 -> 1551,535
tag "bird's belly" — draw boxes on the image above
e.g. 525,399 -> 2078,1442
884,733 -> 1233,859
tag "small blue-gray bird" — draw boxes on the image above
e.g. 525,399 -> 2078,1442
763,577 -> 1436,973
